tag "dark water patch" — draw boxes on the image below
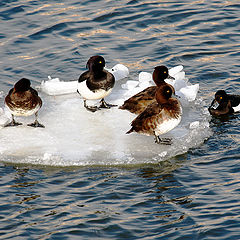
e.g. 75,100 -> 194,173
29,22 -> 69,40
196,70 -> 230,81
223,18 -> 240,28
0,5 -> 26,20
12,37 -> 32,46
93,11 -> 122,23
0,33 -> 6,39
58,26 -> 91,37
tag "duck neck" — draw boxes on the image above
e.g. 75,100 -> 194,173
153,73 -> 165,86
155,92 -> 169,105
92,69 -> 105,79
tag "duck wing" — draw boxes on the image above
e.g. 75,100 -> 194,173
208,100 -> 233,115
127,102 -> 163,134
119,86 -> 157,114
78,71 -> 90,83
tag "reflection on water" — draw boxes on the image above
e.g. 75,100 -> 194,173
1,149 -> 240,239
2,163 -> 195,238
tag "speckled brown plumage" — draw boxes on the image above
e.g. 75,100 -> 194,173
5,78 -> 44,127
119,86 -> 157,114
127,85 -> 182,143
5,87 -> 42,113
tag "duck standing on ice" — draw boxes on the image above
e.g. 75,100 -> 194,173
119,65 -> 175,114
77,55 -> 116,112
5,78 -> 44,128
127,84 -> 182,144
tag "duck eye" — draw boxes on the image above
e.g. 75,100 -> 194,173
99,61 -> 102,64
220,96 -> 222,100
164,71 -> 167,74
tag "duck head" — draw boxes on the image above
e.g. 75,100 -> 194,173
152,66 -> 175,87
86,55 -> 105,72
14,78 -> 31,92
209,90 -> 228,109
155,85 -> 173,104
214,90 -> 228,104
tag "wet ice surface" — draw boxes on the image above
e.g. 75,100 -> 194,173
0,66 -> 210,166
0,98 -> 211,166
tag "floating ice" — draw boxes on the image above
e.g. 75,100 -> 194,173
168,65 -> 184,76
189,121 -> 200,129
122,72 -> 154,99
0,65 -> 210,166
0,82 -> 211,166
177,84 -> 200,102
121,80 -> 139,90
41,77 -> 78,95
105,64 -> 129,81
139,72 -> 152,82
41,64 -> 129,96
0,106 -> 12,128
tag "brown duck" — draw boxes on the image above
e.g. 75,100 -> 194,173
127,84 -> 182,144
5,78 -> 44,127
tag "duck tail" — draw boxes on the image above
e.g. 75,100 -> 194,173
126,127 -> 133,134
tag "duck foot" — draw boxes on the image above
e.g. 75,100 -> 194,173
83,100 -> 99,112
4,121 -> 22,127
85,105 -> 100,112
155,136 -> 172,145
28,120 -> 45,128
99,99 -> 117,109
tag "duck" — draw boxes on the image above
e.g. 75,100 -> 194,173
126,84 -> 182,144
119,65 -> 175,114
77,55 -> 116,112
5,78 -> 44,127
208,90 -> 240,116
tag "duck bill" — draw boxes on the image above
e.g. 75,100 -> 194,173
210,99 -> 219,109
168,74 -> 175,80
175,93 -> 181,99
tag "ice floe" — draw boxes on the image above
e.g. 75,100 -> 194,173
0,65 -> 211,166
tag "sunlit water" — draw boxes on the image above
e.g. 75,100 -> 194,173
0,0 -> 240,239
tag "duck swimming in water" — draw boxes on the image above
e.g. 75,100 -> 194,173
119,65 -> 175,114
77,55 -> 116,112
5,78 -> 44,127
126,84 -> 182,144
208,90 -> 240,116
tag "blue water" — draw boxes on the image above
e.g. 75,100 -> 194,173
1,0 -> 240,239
